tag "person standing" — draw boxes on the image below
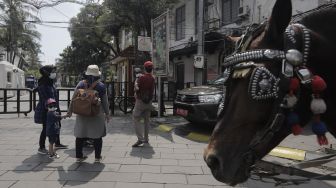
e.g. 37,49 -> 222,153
46,98 -> 67,159
132,61 -> 155,147
67,64 -> 110,163
34,65 -> 67,155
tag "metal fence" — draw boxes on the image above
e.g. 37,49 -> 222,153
0,81 -> 196,116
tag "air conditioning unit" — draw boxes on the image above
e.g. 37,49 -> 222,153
238,6 -> 249,18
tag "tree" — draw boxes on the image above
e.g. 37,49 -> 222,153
0,0 -> 41,69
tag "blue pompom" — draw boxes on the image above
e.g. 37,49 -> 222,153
286,112 -> 300,127
311,121 -> 327,135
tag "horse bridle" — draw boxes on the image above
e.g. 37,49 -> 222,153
221,22 -> 313,166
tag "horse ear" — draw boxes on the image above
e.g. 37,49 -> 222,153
265,0 -> 292,43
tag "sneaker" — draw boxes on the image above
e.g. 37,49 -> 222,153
38,148 -> 48,155
76,156 -> 88,162
94,156 -> 103,163
55,144 -> 68,149
49,153 -> 60,159
132,140 -> 144,147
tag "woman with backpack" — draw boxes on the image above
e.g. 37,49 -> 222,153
67,64 -> 110,163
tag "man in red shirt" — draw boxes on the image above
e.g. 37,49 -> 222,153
132,61 -> 155,147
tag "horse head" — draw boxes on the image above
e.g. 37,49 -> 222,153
204,0 -> 336,185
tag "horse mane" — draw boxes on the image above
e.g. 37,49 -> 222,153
300,7 -> 336,49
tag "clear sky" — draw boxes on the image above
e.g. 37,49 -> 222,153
36,3 -> 82,65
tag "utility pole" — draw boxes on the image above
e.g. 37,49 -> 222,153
195,0 -> 205,85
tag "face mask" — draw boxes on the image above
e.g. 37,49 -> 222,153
48,107 -> 57,111
49,73 -> 57,79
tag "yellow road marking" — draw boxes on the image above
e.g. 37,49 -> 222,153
269,146 -> 306,161
155,124 -> 174,132
186,132 -> 210,142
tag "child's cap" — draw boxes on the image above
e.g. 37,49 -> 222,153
47,98 -> 56,105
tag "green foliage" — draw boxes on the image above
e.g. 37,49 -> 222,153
0,0 -> 41,68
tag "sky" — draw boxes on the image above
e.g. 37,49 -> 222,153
36,3 -> 82,65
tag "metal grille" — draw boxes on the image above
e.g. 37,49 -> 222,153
176,94 -> 199,103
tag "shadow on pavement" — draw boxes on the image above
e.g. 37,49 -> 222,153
129,144 -> 155,159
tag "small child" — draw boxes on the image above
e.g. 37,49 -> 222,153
46,98 -> 67,159
134,68 -> 143,92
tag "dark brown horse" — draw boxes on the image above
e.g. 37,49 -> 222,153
204,0 -> 336,186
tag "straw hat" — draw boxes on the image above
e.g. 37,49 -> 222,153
85,65 -> 101,76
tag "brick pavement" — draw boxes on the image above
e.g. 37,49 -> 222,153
0,113 -> 335,188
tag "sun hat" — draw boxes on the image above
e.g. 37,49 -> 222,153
144,61 -> 153,68
85,65 -> 101,76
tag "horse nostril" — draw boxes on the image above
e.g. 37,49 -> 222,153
205,154 -> 220,170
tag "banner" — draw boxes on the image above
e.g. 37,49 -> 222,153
151,11 -> 170,76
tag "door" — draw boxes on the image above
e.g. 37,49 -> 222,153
176,63 -> 185,90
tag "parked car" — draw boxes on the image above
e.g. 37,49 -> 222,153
174,72 -> 228,125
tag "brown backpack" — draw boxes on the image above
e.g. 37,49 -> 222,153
72,81 -> 100,116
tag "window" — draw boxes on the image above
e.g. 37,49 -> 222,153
176,5 -> 186,41
222,0 -> 240,25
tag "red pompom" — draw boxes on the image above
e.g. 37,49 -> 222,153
317,135 -> 329,146
311,75 -> 327,93
292,124 -> 303,135
289,77 -> 300,92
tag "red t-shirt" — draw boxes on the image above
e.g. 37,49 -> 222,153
137,73 -> 155,99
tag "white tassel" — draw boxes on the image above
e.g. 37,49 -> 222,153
310,98 -> 327,114
283,94 -> 297,108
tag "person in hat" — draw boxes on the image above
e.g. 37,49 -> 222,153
46,98 -> 67,159
132,61 -> 155,147
67,64 -> 110,163
34,65 -> 68,155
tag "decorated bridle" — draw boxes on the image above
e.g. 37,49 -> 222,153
221,22 -> 329,164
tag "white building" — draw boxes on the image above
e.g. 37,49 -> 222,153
168,0 -> 332,87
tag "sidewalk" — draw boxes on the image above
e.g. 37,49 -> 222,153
0,113 -> 335,188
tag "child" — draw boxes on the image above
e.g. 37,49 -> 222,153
46,98 -> 66,159
134,68 -> 143,95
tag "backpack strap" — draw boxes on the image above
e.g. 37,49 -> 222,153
82,80 -> 99,90
89,80 -> 99,89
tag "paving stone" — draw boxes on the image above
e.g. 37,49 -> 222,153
141,158 -> 178,166
161,153 -> 195,160
158,143 -> 188,149
187,175 -> 225,186
178,159 -> 207,167
0,171 -> 53,181
119,164 -> 160,173
164,184 -> 214,188
141,173 -> 187,184
93,172 -> 141,182
161,166 -> 203,175
173,148 -> 203,154
76,163 -> 120,172
126,151 -> 161,159
33,162 -> 80,171
115,182 -> 164,188
63,181 -> 116,187
0,162 -> 39,171
0,180 -> 16,188
10,180 -> 65,188
103,157 -> 141,164
202,166 -> 212,175
0,149 -> 24,155
46,170 -> 100,181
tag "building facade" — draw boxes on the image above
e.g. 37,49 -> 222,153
168,0 -> 331,86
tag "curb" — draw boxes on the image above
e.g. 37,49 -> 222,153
153,119 -> 334,162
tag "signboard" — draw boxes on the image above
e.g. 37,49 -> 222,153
138,36 -> 151,52
151,11 -> 170,76
194,55 -> 204,68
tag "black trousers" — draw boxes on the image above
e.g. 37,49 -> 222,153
76,137 -> 102,158
39,122 -> 61,149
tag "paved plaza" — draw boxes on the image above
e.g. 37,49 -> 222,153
0,110 -> 335,187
